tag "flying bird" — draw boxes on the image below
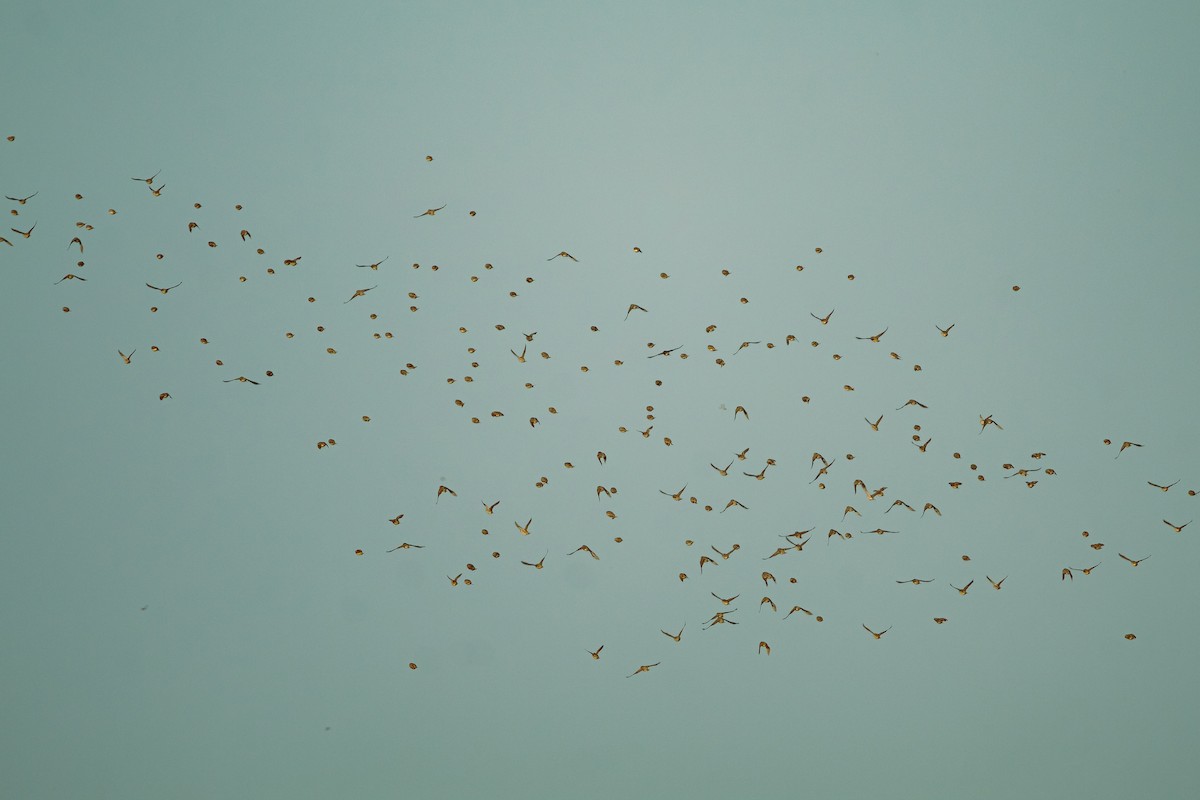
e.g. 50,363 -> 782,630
414,205 -> 447,217
547,252 -> 578,262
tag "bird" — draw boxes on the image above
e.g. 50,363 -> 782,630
1119,553 -> 1150,566
758,641 -> 771,655
711,593 -> 739,605
699,555 -> 717,573
711,544 -> 739,560
979,414 -> 1003,433
435,485 -> 457,503
414,205 -> 447,217
1078,563 -> 1101,575
936,323 -> 955,337
865,415 -> 883,431
1148,480 -> 1179,492
898,578 -> 934,585
624,304 -> 648,320
0,236 -> 11,246
661,625 -> 684,642
10,223 -> 36,238
5,192 -> 37,204
783,606 -> 813,619
515,519 -> 533,536
118,349 -> 135,364
131,171 -> 160,184
733,341 -> 760,355
149,184 -> 165,196
387,543 -> 424,552
388,515 -> 404,525
856,327 -> 888,342
521,552 -> 547,569
627,662 -> 661,677
863,625 -> 891,639
721,499 -> 748,513
54,274 -> 86,284
146,282 -> 182,294
1061,568 -> 1074,581
886,500 -> 915,513
897,399 -> 928,410
223,376 -> 260,385
568,544 -> 599,560
344,286 -> 378,303
921,502 -> 941,517
811,310 -> 834,324
659,484 -> 687,501
648,346 -> 681,358
68,237 -> 83,252
744,467 -> 768,481
951,580 -> 973,595
986,576 -> 1007,590
547,251 -> 578,262
240,230 -> 252,241
735,448 -> 751,461
1163,520 -> 1191,533
448,574 -> 463,586
482,500 -> 500,515
357,257 -> 388,270
510,345 -> 527,363
586,646 -> 603,660
734,406 -> 749,420
1116,441 -> 1142,458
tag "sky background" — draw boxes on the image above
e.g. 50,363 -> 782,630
2,2 -> 1199,798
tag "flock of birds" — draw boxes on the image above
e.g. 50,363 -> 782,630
7,136 -> 1194,677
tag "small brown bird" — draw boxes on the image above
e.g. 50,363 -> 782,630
987,576 -> 1007,590
898,578 -> 934,585
721,499 -> 748,513
865,415 -> 883,431
711,544 -> 739,560
1119,553 -> 1150,566
921,502 -> 941,517
699,555 -> 717,573
597,451 -> 607,465
735,447 -> 751,461
68,236 -> 83,252
515,519 -> 532,536
344,286 -> 378,303
1149,480 -> 1179,492
887,500 -> 915,513
356,256 -> 388,269
435,485 -> 457,503
661,625 -> 685,642
483,500 -> 500,515
521,552 -> 547,569
711,593 -> 739,605
568,544 -> 600,560
627,662 -> 661,677
856,327 -> 888,342
149,184 -> 165,197
5,192 -> 37,204
1116,441 -> 1142,458
388,515 -> 404,525
131,172 -> 160,185
223,376 -> 260,385
762,571 -> 776,586
979,414 -> 1003,433
624,304 -> 648,320
811,310 -> 834,325
936,323 -> 955,337
586,646 -> 604,660
863,625 -> 891,640
414,204 -> 447,218
10,223 -> 36,238
158,392 -> 171,400
659,484 -> 687,501
783,605 -> 813,619
54,274 -> 86,284
387,543 -> 424,552
1163,520 -> 1191,533
897,399 -> 928,410
951,580 -> 973,595
548,251 -> 578,262
118,349 -> 135,364
146,282 -> 182,294
758,641 -> 771,655
734,405 -> 749,420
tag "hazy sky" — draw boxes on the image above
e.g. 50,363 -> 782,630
2,2 -> 1199,798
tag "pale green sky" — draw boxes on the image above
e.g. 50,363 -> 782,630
2,2 -> 1199,798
